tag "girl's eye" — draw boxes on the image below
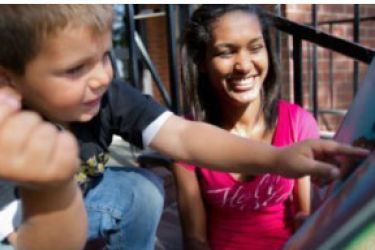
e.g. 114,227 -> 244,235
216,50 -> 233,58
250,44 -> 264,53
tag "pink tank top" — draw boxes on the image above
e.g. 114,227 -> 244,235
181,101 -> 319,250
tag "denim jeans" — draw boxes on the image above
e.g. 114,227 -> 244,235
0,242 -> 13,250
84,166 -> 164,250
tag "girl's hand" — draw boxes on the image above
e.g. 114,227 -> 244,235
184,237 -> 211,250
0,92 -> 79,189
292,211 -> 309,231
274,139 -> 369,185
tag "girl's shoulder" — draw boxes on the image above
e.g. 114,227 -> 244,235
276,100 -> 319,141
277,100 -> 314,121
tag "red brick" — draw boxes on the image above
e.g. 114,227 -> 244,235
320,5 -> 346,14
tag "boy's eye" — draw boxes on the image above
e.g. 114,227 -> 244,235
65,64 -> 85,76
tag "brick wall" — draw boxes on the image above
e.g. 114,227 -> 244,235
142,4 -> 171,107
283,4 -> 375,132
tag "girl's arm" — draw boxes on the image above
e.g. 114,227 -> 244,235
172,164 -> 210,250
293,106 -> 317,222
297,176 -> 311,216
150,115 -> 368,184
292,176 -> 311,230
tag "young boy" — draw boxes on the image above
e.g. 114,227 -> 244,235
0,5 -> 368,250
0,88 -> 87,250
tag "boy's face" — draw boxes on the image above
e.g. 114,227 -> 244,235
11,25 -> 113,125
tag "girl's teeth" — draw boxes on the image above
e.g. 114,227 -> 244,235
234,77 -> 256,85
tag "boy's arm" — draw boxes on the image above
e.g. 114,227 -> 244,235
172,164 -> 210,250
150,115 -> 369,184
0,94 -> 87,250
15,130 -> 86,250
17,179 -> 86,250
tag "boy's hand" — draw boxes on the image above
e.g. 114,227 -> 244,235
0,93 -> 79,189
275,139 -> 369,185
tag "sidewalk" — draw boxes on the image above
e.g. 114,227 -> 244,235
0,181 -> 16,210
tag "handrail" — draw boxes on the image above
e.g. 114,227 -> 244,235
134,12 -> 165,20
267,12 -> 375,64
317,16 -> 375,26
134,33 -> 171,107
124,5 -> 140,89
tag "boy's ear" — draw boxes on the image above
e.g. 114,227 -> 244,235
0,67 -> 11,87
0,67 -> 22,100
0,66 -> 18,86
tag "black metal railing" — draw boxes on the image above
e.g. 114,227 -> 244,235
119,4 -> 375,124
267,8 -> 375,118
121,4 -> 185,114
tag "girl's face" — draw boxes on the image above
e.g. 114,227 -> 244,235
203,11 -> 269,107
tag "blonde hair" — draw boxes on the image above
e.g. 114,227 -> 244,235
0,4 -> 114,74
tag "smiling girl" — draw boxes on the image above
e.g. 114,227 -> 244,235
174,5 -> 318,250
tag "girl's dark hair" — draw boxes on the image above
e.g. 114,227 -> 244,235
181,4 -> 280,131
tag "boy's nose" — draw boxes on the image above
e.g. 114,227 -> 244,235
89,63 -> 113,90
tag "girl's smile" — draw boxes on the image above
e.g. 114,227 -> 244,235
204,11 -> 269,107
